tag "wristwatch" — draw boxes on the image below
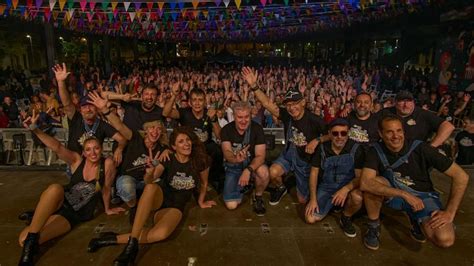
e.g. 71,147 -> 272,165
246,166 -> 254,174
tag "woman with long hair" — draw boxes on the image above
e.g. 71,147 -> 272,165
88,126 -> 216,265
18,110 -> 121,265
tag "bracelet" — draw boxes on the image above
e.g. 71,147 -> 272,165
102,109 -> 111,116
251,85 -> 259,92
246,166 -> 254,174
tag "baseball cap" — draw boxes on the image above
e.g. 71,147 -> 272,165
283,88 -> 303,104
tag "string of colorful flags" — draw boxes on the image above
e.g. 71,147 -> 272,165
0,0 -> 430,42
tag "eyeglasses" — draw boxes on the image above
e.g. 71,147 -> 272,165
331,131 -> 348,137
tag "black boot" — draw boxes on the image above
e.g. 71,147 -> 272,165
114,237 -> 139,266
18,210 -> 35,225
87,232 -> 118,253
18,232 -> 39,266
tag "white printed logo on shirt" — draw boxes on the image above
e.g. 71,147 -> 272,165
459,137 -> 473,147
194,128 -> 209,143
170,172 -> 195,190
349,125 -> 369,143
289,126 -> 307,147
393,172 -> 415,187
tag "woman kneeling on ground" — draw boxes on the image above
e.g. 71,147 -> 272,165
18,110 -> 121,265
88,126 -> 216,265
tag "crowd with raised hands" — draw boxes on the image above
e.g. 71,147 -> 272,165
9,61 -> 473,265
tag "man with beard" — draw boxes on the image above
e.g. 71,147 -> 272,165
347,93 -> 380,144
52,64 -> 126,165
305,119 -> 365,237
162,83 -> 225,192
241,67 -> 326,206
101,84 -> 163,132
361,115 -> 468,250
382,91 -> 454,147
220,101 -> 269,215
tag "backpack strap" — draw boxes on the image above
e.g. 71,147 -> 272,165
373,142 -> 390,169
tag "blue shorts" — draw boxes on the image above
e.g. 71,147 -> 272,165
116,175 -> 145,203
223,163 -> 245,202
385,190 -> 442,224
273,146 -> 310,200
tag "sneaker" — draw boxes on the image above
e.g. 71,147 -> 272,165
269,185 -> 287,206
409,217 -> 426,243
364,222 -> 380,250
253,195 -> 266,216
339,215 -> 357,238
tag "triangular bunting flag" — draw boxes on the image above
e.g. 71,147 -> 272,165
192,10 -> 199,19
147,2 -> 153,10
35,0 -> 42,9
80,0 -> 87,12
44,8 -> 51,21
171,12 -> 177,21
251,5 -> 256,10
111,1 -> 117,11
178,1 -> 184,11
67,0 -> 73,10
134,2 -> 140,10
52,10 -> 59,19
146,12 -> 151,21
59,0 -> 65,11
49,0 -> 56,10
170,2 -> 176,9
123,2 -> 130,11
129,11 -> 135,21
283,0 -> 288,5
260,0 -> 266,7
113,8 -> 118,18
224,0 -> 230,7
235,0 -> 241,10
202,10 -> 208,18
192,0 -> 199,9
89,0 -> 96,10
86,11 -> 93,22
101,0 -> 109,11
26,0 -> 32,8
158,1 -> 164,11
215,0 -> 221,6
12,0 -> 18,9
67,8 -> 74,20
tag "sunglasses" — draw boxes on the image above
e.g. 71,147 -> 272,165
331,131 -> 348,137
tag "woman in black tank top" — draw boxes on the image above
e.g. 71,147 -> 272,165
88,126 -> 216,265
18,110 -> 120,265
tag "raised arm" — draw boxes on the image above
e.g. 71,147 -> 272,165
24,110 -> 80,166
162,81 -> 180,119
52,63 -> 75,120
241,67 -> 280,118
87,91 -> 133,140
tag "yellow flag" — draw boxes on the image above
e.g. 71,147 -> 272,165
59,0 -> 66,11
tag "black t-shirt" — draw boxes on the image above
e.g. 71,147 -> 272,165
311,140 -> 365,169
279,107 -> 326,162
159,155 -> 206,211
122,101 -> 163,131
364,140 -> 453,192
347,112 -> 380,144
455,130 -> 474,165
120,131 -> 166,179
178,107 -> 213,143
221,121 -> 265,161
383,107 -> 444,142
67,111 -> 117,154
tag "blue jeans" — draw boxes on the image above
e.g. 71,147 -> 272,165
223,163 -> 245,202
273,144 -> 310,200
116,175 -> 145,203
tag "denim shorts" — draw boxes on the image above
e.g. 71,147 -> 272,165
385,190 -> 442,224
273,145 -> 310,200
116,175 -> 145,202
223,163 -> 245,202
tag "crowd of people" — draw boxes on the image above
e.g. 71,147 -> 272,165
0,61 -> 472,265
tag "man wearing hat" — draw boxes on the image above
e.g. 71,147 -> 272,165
305,118 -> 365,237
242,67 -> 326,205
52,63 -> 127,164
383,90 -> 454,147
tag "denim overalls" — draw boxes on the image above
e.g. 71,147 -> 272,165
373,140 -> 442,224
313,143 -> 359,218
